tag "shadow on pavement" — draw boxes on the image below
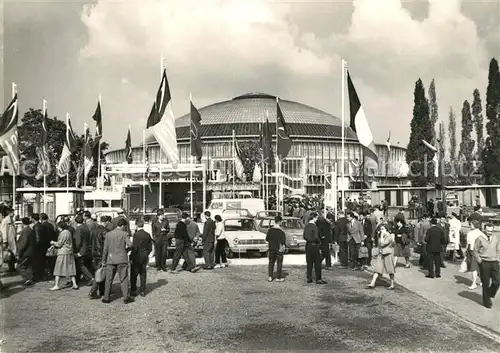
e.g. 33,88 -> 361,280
454,275 -> 472,286
146,278 -> 168,294
458,290 -> 483,306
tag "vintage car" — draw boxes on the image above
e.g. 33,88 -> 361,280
257,216 -> 306,253
255,210 -> 282,220
223,217 -> 268,258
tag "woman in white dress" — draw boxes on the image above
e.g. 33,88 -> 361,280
465,220 -> 483,290
367,224 -> 396,290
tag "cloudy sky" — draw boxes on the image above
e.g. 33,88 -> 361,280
3,0 -> 499,150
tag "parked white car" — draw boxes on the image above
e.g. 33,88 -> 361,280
223,217 -> 268,258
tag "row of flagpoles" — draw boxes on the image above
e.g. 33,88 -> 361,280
0,57 -> 382,215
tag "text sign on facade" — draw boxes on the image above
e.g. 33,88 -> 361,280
0,156 -> 15,176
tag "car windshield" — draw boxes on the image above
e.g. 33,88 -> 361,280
262,219 -> 302,229
224,219 -> 256,231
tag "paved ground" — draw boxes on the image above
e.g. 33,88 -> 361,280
1,262 -> 500,352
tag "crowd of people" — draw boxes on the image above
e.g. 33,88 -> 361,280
1,202 -> 498,309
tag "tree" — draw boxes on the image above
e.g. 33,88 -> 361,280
428,79 -> 439,145
438,121 -> 446,159
18,108 -> 106,187
406,78 -> 435,187
482,58 -> 500,184
448,107 -> 457,161
472,88 -> 484,158
458,100 -> 475,184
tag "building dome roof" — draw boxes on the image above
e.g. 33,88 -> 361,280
146,92 -> 357,144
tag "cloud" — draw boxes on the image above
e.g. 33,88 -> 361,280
19,0 -> 491,151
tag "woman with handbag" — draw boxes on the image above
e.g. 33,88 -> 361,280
366,223 -> 396,290
48,222 -> 78,291
393,220 -> 411,269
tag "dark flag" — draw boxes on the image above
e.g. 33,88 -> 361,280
261,118 -> 275,170
190,97 -> 203,163
347,70 -> 378,165
276,98 -> 292,160
35,104 -> 52,180
92,99 -> 103,158
83,127 -> 94,183
125,127 -> 133,164
0,94 -> 20,175
57,115 -> 76,178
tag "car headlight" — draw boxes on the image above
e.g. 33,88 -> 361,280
233,238 -> 240,245
292,236 -> 298,244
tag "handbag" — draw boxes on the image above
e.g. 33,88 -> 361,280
358,246 -> 368,259
46,246 -> 57,257
458,260 -> 467,273
94,264 -> 106,283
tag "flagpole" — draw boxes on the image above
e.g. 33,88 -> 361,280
341,59 -> 346,212
11,83 -> 16,214
83,122 -> 87,191
158,57 -> 164,208
97,94 -> 102,190
232,130 -> 236,199
143,130 -> 146,214
259,123 -> 264,200
275,98 -> 279,213
43,99 -> 47,213
202,159 -> 207,213
189,93 -> 194,218
66,113 -> 70,194
333,165 -> 337,220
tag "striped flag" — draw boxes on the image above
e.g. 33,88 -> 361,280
92,98 -> 102,158
0,94 -> 20,175
144,146 -> 152,193
386,131 -> 391,152
35,103 -> 52,180
347,70 -> 379,165
57,115 -> 76,178
83,126 -> 94,183
276,98 -> 292,160
190,95 -> 203,163
125,126 -> 133,164
252,163 -> 262,182
146,67 -> 179,168
233,130 -> 244,180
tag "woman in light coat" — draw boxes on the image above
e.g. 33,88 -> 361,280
367,223 -> 396,290
49,222 -> 78,291
448,213 -> 462,257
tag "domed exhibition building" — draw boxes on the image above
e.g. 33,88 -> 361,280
103,93 -> 408,210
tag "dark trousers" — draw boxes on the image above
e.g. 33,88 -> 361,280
419,244 -> 427,268
181,246 -> 197,270
103,263 -> 130,301
17,257 -> 33,282
154,238 -> 167,270
171,238 -> 185,270
365,241 -> 373,266
215,239 -> 228,264
7,251 -> 16,272
268,250 -> 283,278
306,243 -> 322,281
75,256 -> 94,284
338,241 -> 348,266
348,239 -> 361,269
479,260 -> 500,307
427,252 -> 442,277
320,242 -> 331,267
131,260 -> 147,293
89,257 -> 105,296
203,242 -> 215,268
32,251 -> 47,281
440,245 -> 447,265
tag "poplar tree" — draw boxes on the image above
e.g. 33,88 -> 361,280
482,58 -> 500,184
459,100 -> 475,184
472,88 -> 484,157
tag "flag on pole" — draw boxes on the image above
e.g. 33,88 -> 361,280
125,127 -> 133,164
0,94 -> 20,175
252,163 -> 262,182
348,160 -> 360,181
83,127 -> 94,183
261,118 -> 275,170
146,67 -> 179,168
57,115 -> 76,178
233,131 -> 244,180
276,98 -> 292,160
190,96 -> 203,163
386,131 -> 391,152
347,70 -> 379,165
35,103 -> 52,180
144,146 -> 152,193
92,98 -> 102,157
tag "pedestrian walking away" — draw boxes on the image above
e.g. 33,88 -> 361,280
266,215 -> 286,282
202,211 -> 216,269
130,219 -> 153,297
303,212 -> 326,284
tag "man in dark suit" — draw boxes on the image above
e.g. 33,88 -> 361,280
31,213 -> 46,282
202,211 -> 216,269
131,219 -> 153,297
40,213 -> 57,279
102,218 -> 134,304
303,212 -> 326,284
170,213 -> 200,273
424,218 -> 447,279
152,210 -> 169,271
334,211 -> 349,268
73,215 -> 93,285
89,216 -> 111,299
361,212 -> 374,266
17,217 -> 37,286
316,214 -> 332,269
347,212 -> 363,270
84,211 -> 97,235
